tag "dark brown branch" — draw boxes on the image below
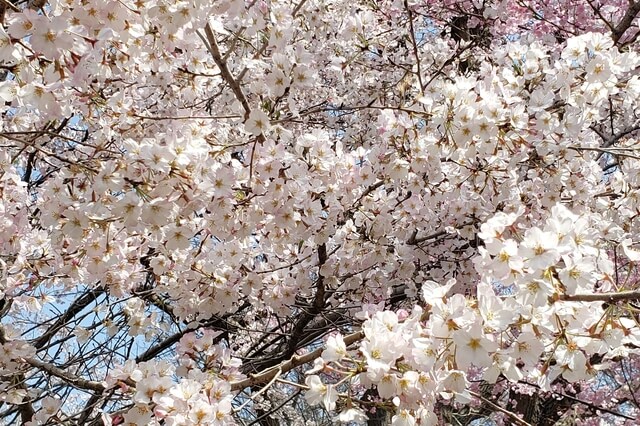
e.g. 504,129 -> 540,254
201,23 -> 251,119
285,244 -> 328,357
25,358 -> 106,392
469,390 -> 532,426
231,329 -> 365,391
292,0 -> 308,17
408,220 -> 476,245
585,0 -> 617,35
592,123 -> 640,149
33,288 -> 106,350
0,0 -> 20,13
22,150 -> 36,183
560,290 -> 640,302
405,0 -> 424,91
613,0 -> 640,43
234,308 -> 431,391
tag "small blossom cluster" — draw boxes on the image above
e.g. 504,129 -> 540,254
105,330 -> 242,425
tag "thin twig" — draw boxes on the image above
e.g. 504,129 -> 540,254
568,146 -> 640,161
292,0 -> 309,17
234,368 -> 282,413
404,0 -> 424,92
468,390 -> 532,426
132,114 -> 242,120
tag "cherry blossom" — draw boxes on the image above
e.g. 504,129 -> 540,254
1,0 -> 640,425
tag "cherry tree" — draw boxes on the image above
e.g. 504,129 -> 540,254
1,0 -> 640,425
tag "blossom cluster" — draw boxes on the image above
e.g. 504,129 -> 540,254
1,0 -> 640,424
103,330 -> 242,425
309,203 -> 640,424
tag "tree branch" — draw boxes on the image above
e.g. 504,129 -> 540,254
404,0 -> 425,91
25,357 -> 106,392
613,0 -> 640,43
285,244 -> 328,357
469,390 -> 532,426
560,289 -> 640,302
231,329 -> 365,391
201,23 -> 252,119
33,288 -> 106,350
